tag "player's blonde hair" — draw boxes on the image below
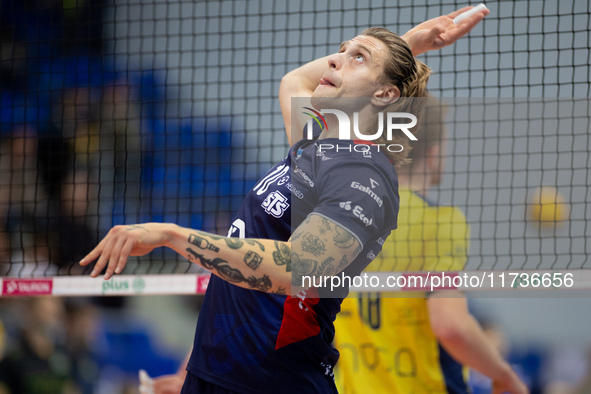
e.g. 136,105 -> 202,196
361,27 -> 432,168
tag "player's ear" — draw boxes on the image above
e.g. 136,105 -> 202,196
371,85 -> 400,107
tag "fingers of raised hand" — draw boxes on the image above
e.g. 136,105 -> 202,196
80,226 -> 137,279
447,6 -> 473,19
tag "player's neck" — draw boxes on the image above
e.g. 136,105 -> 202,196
397,172 -> 431,197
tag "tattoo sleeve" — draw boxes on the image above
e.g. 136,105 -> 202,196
333,226 -> 355,249
244,250 -> 263,270
273,286 -> 287,295
273,241 -> 291,272
187,247 -> 272,292
179,214 -> 360,294
290,214 -> 361,288
201,232 -> 265,251
300,233 -> 326,257
189,234 -> 220,252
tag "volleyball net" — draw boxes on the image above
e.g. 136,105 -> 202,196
0,0 -> 590,296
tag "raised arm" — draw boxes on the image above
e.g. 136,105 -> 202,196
427,296 -> 529,394
402,5 -> 489,56
79,214 -> 360,294
279,55 -> 331,146
279,6 -> 489,145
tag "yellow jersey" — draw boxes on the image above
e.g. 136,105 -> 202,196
334,188 -> 470,394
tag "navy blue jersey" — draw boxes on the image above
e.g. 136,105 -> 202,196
187,137 -> 399,393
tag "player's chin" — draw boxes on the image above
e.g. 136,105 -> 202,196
312,84 -> 338,96
311,90 -> 337,108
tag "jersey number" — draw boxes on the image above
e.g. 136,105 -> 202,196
354,293 -> 417,377
358,293 -> 381,329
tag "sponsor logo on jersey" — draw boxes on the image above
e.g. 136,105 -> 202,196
253,164 -> 290,195
294,165 -> 315,187
315,146 -> 333,161
350,181 -> 383,207
320,361 -> 335,380
339,201 -> 352,210
339,201 -> 373,227
261,191 -> 290,218
286,182 -> 305,199
277,175 -> 289,186
271,175 -> 305,199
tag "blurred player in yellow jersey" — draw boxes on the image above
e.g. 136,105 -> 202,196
334,102 -> 528,394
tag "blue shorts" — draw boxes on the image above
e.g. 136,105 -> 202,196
181,371 -> 239,394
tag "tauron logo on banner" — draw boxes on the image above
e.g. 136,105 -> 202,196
3,279 -> 53,296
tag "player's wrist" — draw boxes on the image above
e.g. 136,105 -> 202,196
401,32 -> 418,56
160,223 -> 184,249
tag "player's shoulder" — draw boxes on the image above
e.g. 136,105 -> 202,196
314,139 -> 397,179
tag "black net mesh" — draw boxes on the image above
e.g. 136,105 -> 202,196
0,0 -> 589,277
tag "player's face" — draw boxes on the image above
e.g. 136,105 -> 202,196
312,35 -> 392,101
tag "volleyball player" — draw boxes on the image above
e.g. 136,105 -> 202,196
81,6 -> 489,394
333,102 -> 529,394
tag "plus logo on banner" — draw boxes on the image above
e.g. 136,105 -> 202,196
261,191 -> 290,218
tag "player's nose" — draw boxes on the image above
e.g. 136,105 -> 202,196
328,52 -> 343,69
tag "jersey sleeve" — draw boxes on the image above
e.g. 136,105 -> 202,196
422,206 -> 470,272
311,160 -> 399,248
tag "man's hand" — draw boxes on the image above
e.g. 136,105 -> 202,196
139,369 -> 186,394
402,6 -> 490,56
153,374 -> 185,394
492,366 -> 529,394
80,223 -> 171,280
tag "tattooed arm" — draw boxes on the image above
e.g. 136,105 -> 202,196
288,214 -> 361,289
79,215 -> 360,294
